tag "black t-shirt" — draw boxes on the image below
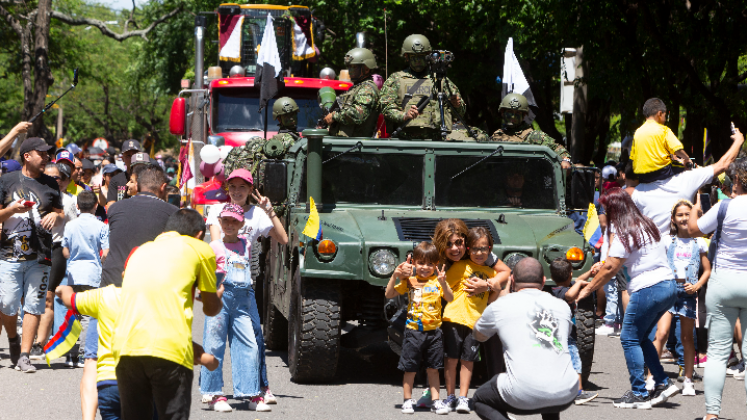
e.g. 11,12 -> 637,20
550,284 -> 577,341
101,192 -> 178,286
106,171 -> 130,203
0,170 -> 62,263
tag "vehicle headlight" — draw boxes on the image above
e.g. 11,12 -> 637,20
369,249 -> 397,277
503,252 -> 530,270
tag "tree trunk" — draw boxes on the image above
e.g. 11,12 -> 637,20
29,0 -> 54,141
571,46 -> 586,164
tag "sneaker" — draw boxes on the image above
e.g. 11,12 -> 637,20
74,355 -> 85,368
650,378 -> 680,406
682,378 -> 696,396
456,396 -> 470,413
645,377 -> 655,392
201,395 -> 213,404
734,366 -> 746,381
247,396 -> 271,412
443,394 -> 457,412
727,360 -> 745,376
431,399 -> 450,415
416,389 -> 433,409
262,388 -> 277,404
401,399 -> 416,414
613,390 -> 651,409
65,353 -> 75,368
14,355 -> 36,373
8,336 -> 21,366
207,396 -> 233,412
727,352 -> 739,367
660,349 -> 676,363
595,324 -> 615,336
678,366 -> 702,382
575,391 -> 599,405
29,343 -> 44,361
695,355 -> 708,368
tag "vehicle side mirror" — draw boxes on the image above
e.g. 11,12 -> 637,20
261,160 -> 287,204
568,166 -> 598,210
169,98 -> 186,136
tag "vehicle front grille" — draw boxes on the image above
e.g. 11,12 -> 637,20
392,217 -> 501,244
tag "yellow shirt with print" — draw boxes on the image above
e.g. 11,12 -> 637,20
631,119 -> 684,175
443,260 -> 496,328
394,275 -> 444,331
112,231 -> 217,370
74,285 -> 121,383
67,182 -> 85,196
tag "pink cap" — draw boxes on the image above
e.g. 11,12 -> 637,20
220,203 -> 244,222
226,168 -> 254,185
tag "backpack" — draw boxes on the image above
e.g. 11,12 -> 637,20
707,199 -> 731,266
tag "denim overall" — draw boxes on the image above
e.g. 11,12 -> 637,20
199,239 -> 268,398
666,237 -> 700,319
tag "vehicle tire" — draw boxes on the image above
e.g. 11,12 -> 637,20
576,294 -> 596,387
288,273 -> 341,383
263,301 -> 288,351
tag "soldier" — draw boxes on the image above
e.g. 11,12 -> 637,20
322,48 -> 380,137
490,93 -> 572,169
379,34 -> 466,140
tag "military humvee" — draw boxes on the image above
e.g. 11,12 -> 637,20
257,129 -> 597,384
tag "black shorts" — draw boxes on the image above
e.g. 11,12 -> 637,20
398,328 -> 444,372
442,321 -> 481,362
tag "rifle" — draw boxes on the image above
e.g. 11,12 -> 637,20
390,96 -> 431,138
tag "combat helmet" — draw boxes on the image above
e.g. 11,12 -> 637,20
272,97 -> 299,119
401,34 -> 431,56
343,48 -> 378,70
499,93 -> 530,112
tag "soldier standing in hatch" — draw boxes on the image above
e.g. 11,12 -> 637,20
379,34 -> 466,140
490,93 -> 572,169
322,48 -> 380,137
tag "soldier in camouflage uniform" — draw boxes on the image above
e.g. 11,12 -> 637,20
322,48 -> 380,137
379,34 -> 466,140
490,93 -> 572,169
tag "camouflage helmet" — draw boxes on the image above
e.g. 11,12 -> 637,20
272,97 -> 299,119
499,93 -> 530,112
401,34 -> 432,56
343,48 -> 377,70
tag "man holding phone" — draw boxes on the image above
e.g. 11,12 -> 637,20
0,137 -> 63,372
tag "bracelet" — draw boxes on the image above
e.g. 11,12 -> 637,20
486,280 -> 492,292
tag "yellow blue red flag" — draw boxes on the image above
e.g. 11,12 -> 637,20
301,196 -> 322,240
43,310 -> 82,366
582,203 -> 603,249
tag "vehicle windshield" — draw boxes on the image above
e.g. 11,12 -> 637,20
435,156 -> 556,209
212,88 -> 323,133
299,152 -> 423,206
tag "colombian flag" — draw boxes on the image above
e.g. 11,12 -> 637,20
43,310 -> 82,366
301,196 -> 323,240
583,203 -> 604,249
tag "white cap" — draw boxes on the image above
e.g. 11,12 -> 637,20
602,165 -> 618,181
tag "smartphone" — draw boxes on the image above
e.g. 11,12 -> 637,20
23,201 -> 35,207
731,122 -> 737,135
699,193 -> 712,214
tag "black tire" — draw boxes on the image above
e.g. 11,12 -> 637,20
263,301 -> 288,350
576,294 -> 596,387
288,273 -> 341,383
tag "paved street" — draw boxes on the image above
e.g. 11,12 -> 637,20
0,303 -> 745,420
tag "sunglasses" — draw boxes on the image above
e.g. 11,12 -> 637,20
50,176 -> 61,181
446,239 -> 464,248
469,246 -> 490,254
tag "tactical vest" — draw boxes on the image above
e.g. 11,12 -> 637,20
332,79 -> 380,138
397,77 -> 453,132
490,127 -> 534,143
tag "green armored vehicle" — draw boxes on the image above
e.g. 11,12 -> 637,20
257,129 -> 597,384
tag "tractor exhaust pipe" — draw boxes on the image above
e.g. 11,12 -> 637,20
194,16 -> 207,89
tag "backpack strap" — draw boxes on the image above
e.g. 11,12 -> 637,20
708,199 -> 731,266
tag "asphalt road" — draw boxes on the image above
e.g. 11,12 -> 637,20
1,303 -> 745,420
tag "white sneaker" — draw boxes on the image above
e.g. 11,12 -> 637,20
416,389 -> 432,408
430,399 -> 450,415
401,398 -> 416,414
734,369 -> 746,381
208,396 -> 233,412
682,378 -> 696,396
645,377 -> 655,392
262,389 -> 277,404
595,324 -> 615,336
456,396 -> 471,413
248,396 -> 271,412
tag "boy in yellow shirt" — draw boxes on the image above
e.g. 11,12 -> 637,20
386,242 -> 454,415
631,98 -> 692,183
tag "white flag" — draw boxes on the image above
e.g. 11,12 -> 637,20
501,37 -> 538,123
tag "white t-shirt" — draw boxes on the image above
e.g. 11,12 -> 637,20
52,191 -> 78,243
663,235 -> 707,279
608,230 -> 672,292
632,167 -> 715,234
697,195 -> 747,272
206,203 -> 274,244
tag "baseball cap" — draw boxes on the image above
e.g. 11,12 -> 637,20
130,152 -> 150,167
220,203 -> 245,222
82,158 -> 95,171
20,137 -> 53,156
1,159 -> 21,173
121,139 -> 143,153
101,164 -> 121,175
66,143 -> 83,155
226,168 -> 254,185
55,150 -> 75,165
601,165 -> 618,181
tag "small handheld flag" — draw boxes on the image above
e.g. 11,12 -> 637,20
582,203 -> 604,249
301,196 -> 322,240
43,310 -> 82,366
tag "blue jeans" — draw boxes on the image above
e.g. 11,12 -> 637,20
247,287 -> 269,388
620,279 -> 677,397
199,284 -> 262,398
0,259 -> 50,316
97,384 -> 122,420
603,280 -> 620,325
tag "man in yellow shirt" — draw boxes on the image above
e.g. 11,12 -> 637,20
112,209 -> 223,420
631,98 -> 692,183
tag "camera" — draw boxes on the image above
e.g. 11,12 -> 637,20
426,50 -> 454,77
